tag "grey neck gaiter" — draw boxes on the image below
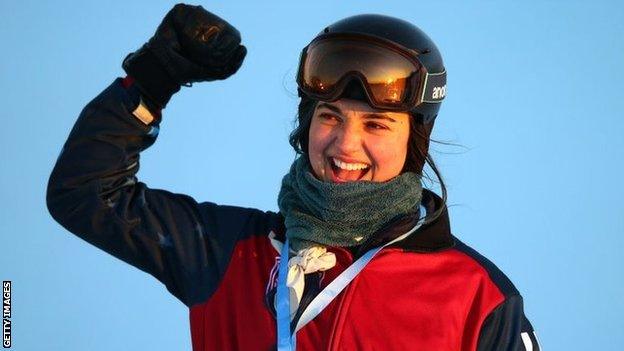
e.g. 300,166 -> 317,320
277,157 -> 423,252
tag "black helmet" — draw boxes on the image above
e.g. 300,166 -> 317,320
297,14 -> 446,124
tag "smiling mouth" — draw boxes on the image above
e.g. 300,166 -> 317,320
328,157 -> 371,182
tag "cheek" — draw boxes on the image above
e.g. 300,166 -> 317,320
308,121 -> 325,157
370,133 -> 410,176
307,120 -> 332,175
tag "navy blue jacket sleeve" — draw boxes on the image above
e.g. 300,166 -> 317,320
46,78 -> 274,307
477,295 -> 541,351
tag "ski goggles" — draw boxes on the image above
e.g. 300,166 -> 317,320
296,34 -> 446,111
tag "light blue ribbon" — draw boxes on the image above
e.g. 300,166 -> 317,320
276,237 -> 296,350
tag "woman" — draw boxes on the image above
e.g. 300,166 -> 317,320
46,4 -> 539,350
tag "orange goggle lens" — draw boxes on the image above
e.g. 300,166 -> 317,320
299,37 -> 422,108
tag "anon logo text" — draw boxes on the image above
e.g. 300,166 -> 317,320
432,85 -> 446,99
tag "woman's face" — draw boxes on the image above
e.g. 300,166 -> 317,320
308,98 -> 411,183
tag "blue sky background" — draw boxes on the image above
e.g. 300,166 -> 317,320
2,0 -> 623,350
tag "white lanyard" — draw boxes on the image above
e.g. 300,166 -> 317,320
276,216 -> 425,351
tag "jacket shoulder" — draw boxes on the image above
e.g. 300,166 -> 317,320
450,238 -> 538,350
451,236 -> 520,298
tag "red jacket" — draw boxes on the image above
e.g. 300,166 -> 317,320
47,78 -> 540,350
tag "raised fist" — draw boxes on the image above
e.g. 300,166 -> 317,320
123,4 -> 247,109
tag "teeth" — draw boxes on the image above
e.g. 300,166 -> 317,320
332,157 -> 369,171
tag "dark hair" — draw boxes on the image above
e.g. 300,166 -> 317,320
288,96 -> 448,226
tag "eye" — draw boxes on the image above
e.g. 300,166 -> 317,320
365,121 -> 389,130
318,113 -> 341,124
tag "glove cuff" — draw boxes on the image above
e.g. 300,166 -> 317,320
122,48 -> 181,111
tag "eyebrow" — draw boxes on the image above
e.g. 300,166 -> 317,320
317,102 -> 342,115
317,102 -> 397,123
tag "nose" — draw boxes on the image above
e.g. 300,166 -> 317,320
333,122 -> 362,154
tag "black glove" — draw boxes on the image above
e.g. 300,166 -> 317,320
123,3 -> 247,110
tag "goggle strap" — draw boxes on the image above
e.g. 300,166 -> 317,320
420,70 -> 447,104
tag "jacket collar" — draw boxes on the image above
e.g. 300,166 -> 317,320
350,189 -> 454,256
398,188 -> 455,252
